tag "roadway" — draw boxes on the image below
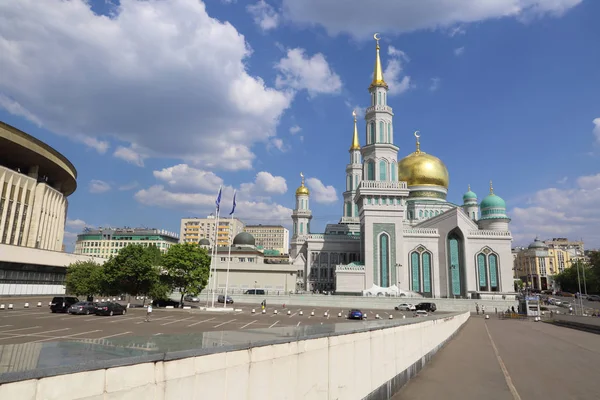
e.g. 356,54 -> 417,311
393,315 -> 600,400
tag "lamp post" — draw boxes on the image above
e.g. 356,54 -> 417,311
574,260 -> 584,315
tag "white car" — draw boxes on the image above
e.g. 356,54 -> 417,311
183,295 -> 200,302
414,310 -> 429,317
395,303 -> 416,311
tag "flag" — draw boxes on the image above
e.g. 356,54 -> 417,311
229,190 -> 237,215
215,186 -> 222,212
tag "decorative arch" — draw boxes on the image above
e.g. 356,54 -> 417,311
475,247 -> 500,292
410,251 -> 420,292
378,232 -> 391,287
447,229 -> 466,297
379,121 -> 384,142
369,122 -> 376,144
419,210 -> 423,218
409,245 -> 433,297
391,162 -> 397,181
379,160 -> 388,181
367,161 -> 375,180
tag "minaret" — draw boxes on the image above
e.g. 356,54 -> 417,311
478,180 -> 511,231
342,111 -> 362,221
462,184 -> 479,221
361,33 -> 398,182
291,172 -> 312,239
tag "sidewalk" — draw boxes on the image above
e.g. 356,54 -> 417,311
393,317 -> 514,400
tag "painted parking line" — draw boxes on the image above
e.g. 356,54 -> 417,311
0,311 -> 48,318
32,330 -> 103,343
187,317 -> 215,327
269,321 -> 279,328
213,319 -> 236,328
109,316 -> 144,323
35,314 -> 64,319
296,321 -> 301,327
161,317 -> 194,326
0,328 -> 71,341
289,312 -> 297,318
0,325 -> 13,328
0,326 -> 41,334
240,320 -> 257,329
95,331 -> 132,340
134,315 -> 175,324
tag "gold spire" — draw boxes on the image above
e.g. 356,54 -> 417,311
414,130 -> 422,153
468,184 -> 471,192
489,180 -> 494,195
350,110 -> 360,150
296,172 -> 310,196
370,33 -> 388,89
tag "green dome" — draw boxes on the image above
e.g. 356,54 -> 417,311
480,194 -> 506,210
463,190 -> 477,202
233,232 -> 255,246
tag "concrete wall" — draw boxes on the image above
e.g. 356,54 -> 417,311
0,312 -> 469,400
0,283 -> 65,296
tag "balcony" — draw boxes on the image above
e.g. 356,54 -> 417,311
359,181 -> 407,190
365,105 -> 393,114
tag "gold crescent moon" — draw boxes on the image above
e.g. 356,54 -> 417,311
374,33 -> 381,41
414,130 -> 420,139
352,110 -> 357,117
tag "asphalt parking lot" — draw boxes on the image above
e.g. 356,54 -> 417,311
0,303 -> 419,345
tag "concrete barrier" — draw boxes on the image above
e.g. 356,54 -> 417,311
0,312 -> 469,399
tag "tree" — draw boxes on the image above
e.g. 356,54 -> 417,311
102,244 -> 162,298
162,243 -> 211,306
65,260 -> 104,298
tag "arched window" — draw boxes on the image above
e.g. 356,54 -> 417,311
346,202 -> 352,217
422,252 -> 432,294
477,253 -> 488,291
448,233 -> 462,297
300,223 -> 304,234
419,210 -> 423,218
383,92 -> 386,106
379,160 -> 387,181
391,163 -> 396,181
408,211 -> 413,220
489,254 -> 499,291
369,122 -> 375,144
379,121 -> 384,142
346,176 -> 351,191
367,161 -> 375,180
411,251 -> 420,292
379,233 -> 390,287
354,175 -> 358,189
293,222 -> 297,234
354,204 -> 358,217
388,123 -> 392,143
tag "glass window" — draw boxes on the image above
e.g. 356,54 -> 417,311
379,160 -> 387,181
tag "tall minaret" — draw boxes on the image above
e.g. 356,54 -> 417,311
361,33 -> 398,182
342,111 -> 363,220
291,172 -> 312,238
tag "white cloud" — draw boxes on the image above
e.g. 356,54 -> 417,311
240,171 -> 288,196
510,172 -> 600,247
267,137 -> 289,152
454,46 -> 465,56
384,46 -> 412,96
306,177 -> 338,204
289,125 -> 302,135
557,176 -> 568,184
281,0 -> 583,39
89,180 -> 111,194
0,0 -> 293,171
275,48 -> 342,97
344,101 -> 366,118
449,25 -> 466,37
153,164 -> 223,192
114,145 -> 147,167
429,77 -> 441,92
66,219 -> 88,230
0,94 -> 42,126
593,118 -> 600,143
247,0 -> 280,31
119,181 -> 139,191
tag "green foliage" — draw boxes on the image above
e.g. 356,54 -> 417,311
554,256 -> 600,294
65,260 -> 104,297
162,243 -> 211,305
102,244 -> 163,297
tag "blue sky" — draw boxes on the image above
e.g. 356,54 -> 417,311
1,0 -> 599,249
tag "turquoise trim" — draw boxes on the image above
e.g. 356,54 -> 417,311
489,254 -> 498,288
411,252 -> 420,291
372,223 -> 397,285
477,253 -> 487,288
380,234 -> 389,287
448,235 -> 462,296
422,252 -> 431,293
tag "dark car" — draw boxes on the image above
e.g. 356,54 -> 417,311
50,296 -> 79,313
347,309 -> 364,320
415,302 -> 437,312
68,301 -> 97,315
95,301 -> 127,316
218,295 -> 233,304
587,295 -> 600,302
244,289 -> 265,295
152,299 -> 180,308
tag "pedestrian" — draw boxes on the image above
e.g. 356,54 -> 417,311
475,304 -> 480,315
145,304 -> 153,322
511,306 -> 516,314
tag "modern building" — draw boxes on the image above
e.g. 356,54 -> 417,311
201,232 -> 296,294
180,216 -> 245,247
0,121 -> 77,251
290,37 -> 515,298
243,224 -> 289,254
74,227 -> 179,259
0,121 -> 104,295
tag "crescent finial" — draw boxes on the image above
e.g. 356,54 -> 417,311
373,33 -> 381,44
352,110 -> 357,118
414,130 -> 420,139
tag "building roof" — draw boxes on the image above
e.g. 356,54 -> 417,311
232,232 -> 255,246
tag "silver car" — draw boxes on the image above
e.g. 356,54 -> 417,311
184,295 -> 200,302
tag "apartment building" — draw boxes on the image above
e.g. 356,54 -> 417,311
74,227 -> 179,259
180,216 -> 245,247
243,224 -> 289,254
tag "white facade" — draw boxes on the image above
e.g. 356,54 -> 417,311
290,39 -> 514,298
0,166 -> 67,251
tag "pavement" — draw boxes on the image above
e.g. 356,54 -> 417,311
393,316 -> 600,400
0,303 -> 418,345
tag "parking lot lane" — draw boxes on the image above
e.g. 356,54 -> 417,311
0,325 -> 41,334
93,332 -> 133,340
161,317 -> 194,326
239,320 -> 257,329
269,321 -> 279,329
0,328 -> 71,342
187,317 -> 216,327
32,330 -> 103,343
213,319 -> 236,328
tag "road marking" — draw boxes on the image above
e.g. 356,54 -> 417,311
296,321 -> 301,327
0,325 -> 13,328
35,315 -> 61,320
134,315 -> 174,324
214,319 -> 236,328
0,326 -> 41,333
0,311 -> 48,318
0,328 -> 71,341
94,331 -> 132,340
187,317 -> 215,327
289,312 -> 297,318
32,330 -> 102,343
240,320 -> 257,329
109,316 -> 143,323
269,321 -> 279,328
484,321 -> 522,400
161,316 -> 194,326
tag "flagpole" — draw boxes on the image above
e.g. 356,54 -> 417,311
206,186 -> 222,309
210,206 -> 221,309
223,191 -> 236,308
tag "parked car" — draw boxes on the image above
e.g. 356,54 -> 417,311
50,296 -> 80,313
184,295 -> 200,302
414,310 -> 429,317
217,295 -> 233,304
347,309 -> 364,320
415,302 -> 437,312
95,301 -> 127,316
587,295 -> 600,302
244,289 -> 265,295
152,299 -> 180,308
395,303 -> 416,311
68,301 -> 97,315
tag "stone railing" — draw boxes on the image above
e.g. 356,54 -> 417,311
468,230 -> 512,237
335,264 -> 366,272
403,228 -> 439,236
365,105 -> 393,114
359,180 -> 407,190
340,217 -> 360,224
299,234 -> 361,241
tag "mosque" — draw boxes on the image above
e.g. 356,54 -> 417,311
290,36 -> 514,298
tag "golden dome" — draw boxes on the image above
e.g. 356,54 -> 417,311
296,172 -> 310,196
398,132 -> 449,189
